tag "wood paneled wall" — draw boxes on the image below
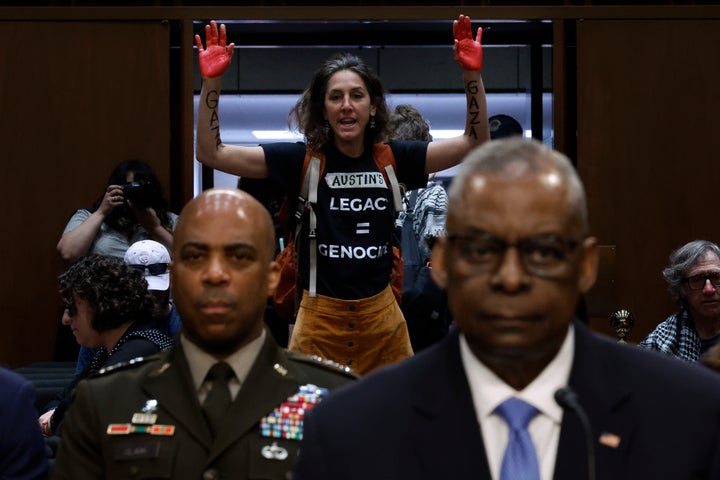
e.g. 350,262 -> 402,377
577,19 -> 720,341
0,21 -> 171,367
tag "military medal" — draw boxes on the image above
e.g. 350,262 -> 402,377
107,399 -> 175,436
107,424 -> 175,436
131,399 -> 159,425
261,441 -> 289,460
131,413 -> 158,424
259,384 -> 328,441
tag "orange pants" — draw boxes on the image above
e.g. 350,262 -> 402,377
289,285 -> 413,375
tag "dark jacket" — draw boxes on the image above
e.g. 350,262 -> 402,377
49,324 -> 173,435
0,368 -> 49,479
294,321 -> 720,480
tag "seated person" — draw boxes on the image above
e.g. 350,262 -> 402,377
640,240 -> 720,362
39,255 -> 174,438
73,240 -> 181,375
0,367 -> 49,479
124,239 -> 181,338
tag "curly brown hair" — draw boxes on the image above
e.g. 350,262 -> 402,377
289,53 -> 390,151
59,254 -> 154,333
388,104 -> 433,142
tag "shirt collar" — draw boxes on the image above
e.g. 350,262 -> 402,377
460,324 -> 574,425
181,328 -> 266,392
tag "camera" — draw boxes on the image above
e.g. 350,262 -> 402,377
121,181 -> 154,209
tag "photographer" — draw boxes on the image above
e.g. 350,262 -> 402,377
57,159 -> 177,266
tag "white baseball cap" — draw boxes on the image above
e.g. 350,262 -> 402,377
124,240 -> 171,291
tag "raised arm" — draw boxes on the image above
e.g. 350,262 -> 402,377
425,14 -> 489,174
195,21 -> 269,178
57,186 -> 175,265
129,204 -> 174,252
57,185 -> 123,265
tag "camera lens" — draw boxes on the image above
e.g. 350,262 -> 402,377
122,182 -> 152,209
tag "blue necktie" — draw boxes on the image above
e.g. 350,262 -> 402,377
496,397 -> 541,480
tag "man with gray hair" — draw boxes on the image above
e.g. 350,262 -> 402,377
640,239 -> 720,362
293,137 -> 720,480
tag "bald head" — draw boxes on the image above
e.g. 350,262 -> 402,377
447,137 -> 589,236
174,188 -> 276,262
170,188 -> 280,357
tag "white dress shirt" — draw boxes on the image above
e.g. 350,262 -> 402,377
459,324 -> 574,480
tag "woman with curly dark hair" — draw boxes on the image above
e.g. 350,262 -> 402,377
38,255 -> 173,438
57,159 -> 178,266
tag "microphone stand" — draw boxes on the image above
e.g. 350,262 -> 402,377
554,387 -> 596,480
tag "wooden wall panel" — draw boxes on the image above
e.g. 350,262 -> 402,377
577,19 -> 720,342
0,21 -> 170,367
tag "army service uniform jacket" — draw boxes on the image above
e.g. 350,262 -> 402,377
53,331 -> 357,480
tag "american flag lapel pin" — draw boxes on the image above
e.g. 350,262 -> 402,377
598,432 -> 621,448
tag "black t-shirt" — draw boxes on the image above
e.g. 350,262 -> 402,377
263,141 -> 428,299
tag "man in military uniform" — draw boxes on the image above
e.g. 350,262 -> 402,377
54,188 -> 356,479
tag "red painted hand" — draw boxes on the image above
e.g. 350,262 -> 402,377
195,20 -> 235,79
453,15 -> 483,72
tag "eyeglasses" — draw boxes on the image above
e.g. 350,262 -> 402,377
684,272 -> 720,290
128,263 -> 168,276
446,232 -> 582,278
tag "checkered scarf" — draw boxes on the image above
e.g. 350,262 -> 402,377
411,182 -> 448,261
638,308 -> 701,362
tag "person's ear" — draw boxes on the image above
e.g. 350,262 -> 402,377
578,236 -> 599,294
267,260 -> 281,297
430,237 -> 448,290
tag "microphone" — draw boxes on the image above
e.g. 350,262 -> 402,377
554,387 -> 596,480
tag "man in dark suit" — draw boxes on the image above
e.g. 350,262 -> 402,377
293,137 -> 720,480
53,188 -> 356,479
0,367 -> 49,479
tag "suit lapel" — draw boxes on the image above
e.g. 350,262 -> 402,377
554,322 -> 636,480
207,334 -> 301,463
410,330 -> 492,479
140,344 -> 213,449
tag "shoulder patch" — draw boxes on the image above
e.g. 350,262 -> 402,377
93,354 -> 162,377
285,350 -> 360,379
